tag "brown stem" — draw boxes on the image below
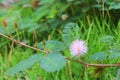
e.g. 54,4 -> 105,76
66,57 -> 120,67
0,33 -> 120,67
87,63 -> 120,67
0,33 -> 46,53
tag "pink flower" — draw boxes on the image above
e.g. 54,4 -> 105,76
70,40 -> 87,56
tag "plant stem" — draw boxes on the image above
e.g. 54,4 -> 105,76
0,33 -> 120,67
0,33 -> 46,53
66,57 -> 120,67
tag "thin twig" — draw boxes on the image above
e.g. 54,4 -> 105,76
66,57 -> 120,67
0,33 -> 46,53
0,33 -> 120,67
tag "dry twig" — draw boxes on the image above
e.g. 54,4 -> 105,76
0,33 -> 120,67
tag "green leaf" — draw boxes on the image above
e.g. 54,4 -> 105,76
0,27 -> 7,34
0,26 -> 15,34
19,18 -> 39,32
41,0 -> 54,4
38,42 -> 45,49
62,22 -> 80,46
45,40 -> 66,52
109,3 -> 120,10
34,6 -> 49,21
89,52 -> 107,61
116,68 -> 120,80
67,0 -> 74,2
84,71 -> 89,80
47,4 -> 58,19
100,35 -> 114,44
40,52 -> 66,72
5,54 -> 43,76
108,49 -> 120,59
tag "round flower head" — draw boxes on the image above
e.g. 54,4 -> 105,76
70,40 -> 87,56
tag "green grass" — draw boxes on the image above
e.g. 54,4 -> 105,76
0,16 -> 120,80
0,0 -> 120,79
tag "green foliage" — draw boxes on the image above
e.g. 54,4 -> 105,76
5,54 -> 43,76
33,0 -> 61,22
40,52 -> 66,72
45,40 -> 66,52
34,6 -> 49,21
5,51 -> 66,76
100,35 -> 114,44
92,0 -> 120,10
1,0 -> 120,80
109,2 -> 120,10
67,0 -> 74,2
108,49 -> 120,59
19,17 -> 40,32
116,68 -> 120,80
84,71 -> 89,80
0,27 -> 7,34
38,40 -> 66,52
89,52 -> 107,62
62,22 -> 80,46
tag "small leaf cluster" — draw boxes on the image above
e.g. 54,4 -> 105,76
5,22 -> 79,76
